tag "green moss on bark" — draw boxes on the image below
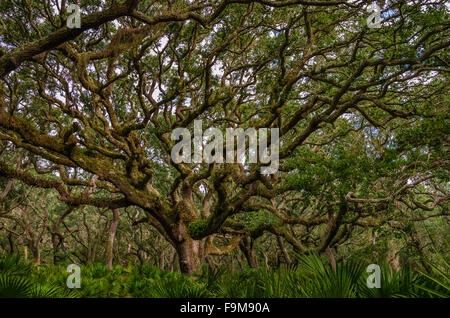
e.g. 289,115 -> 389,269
187,218 -> 209,240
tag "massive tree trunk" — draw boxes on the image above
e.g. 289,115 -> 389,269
169,185 -> 208,274
172,221 -> 205,274
175,238 -> 204,274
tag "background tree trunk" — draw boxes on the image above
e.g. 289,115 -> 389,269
239,238 -> 258,268
106,208 -> 119,270
277,236 -> 291,265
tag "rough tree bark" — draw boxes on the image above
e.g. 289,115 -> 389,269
50,207 -> 73,264
277,236 -> 291,265
239,237 -> 258,268
172,221 -> 206,274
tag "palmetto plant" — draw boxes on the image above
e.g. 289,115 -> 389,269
0,253 -> 448,298
415,248 -> 450,298
30,284 -> 79,298
0,254 -> 32,275
0,274 -> 33,298
195,264 -> 227,295
249,265 -> 300,298
292,252 -> 365,298
148,276 -> 211,298
0,274 -> 77,298
358,262 -> 421,298
85,263 -> 110,279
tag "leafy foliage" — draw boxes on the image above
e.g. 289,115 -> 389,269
0,252 -> 448,298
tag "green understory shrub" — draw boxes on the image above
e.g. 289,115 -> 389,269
0,253 -> 448,298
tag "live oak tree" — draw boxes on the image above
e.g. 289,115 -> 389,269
0,0 -> 448,274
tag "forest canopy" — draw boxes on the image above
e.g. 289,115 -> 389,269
0,0 -> 448,282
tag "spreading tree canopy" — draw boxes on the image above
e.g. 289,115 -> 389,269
0,0 -> 448,273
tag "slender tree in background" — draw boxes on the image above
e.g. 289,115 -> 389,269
0,0 -> 448,274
